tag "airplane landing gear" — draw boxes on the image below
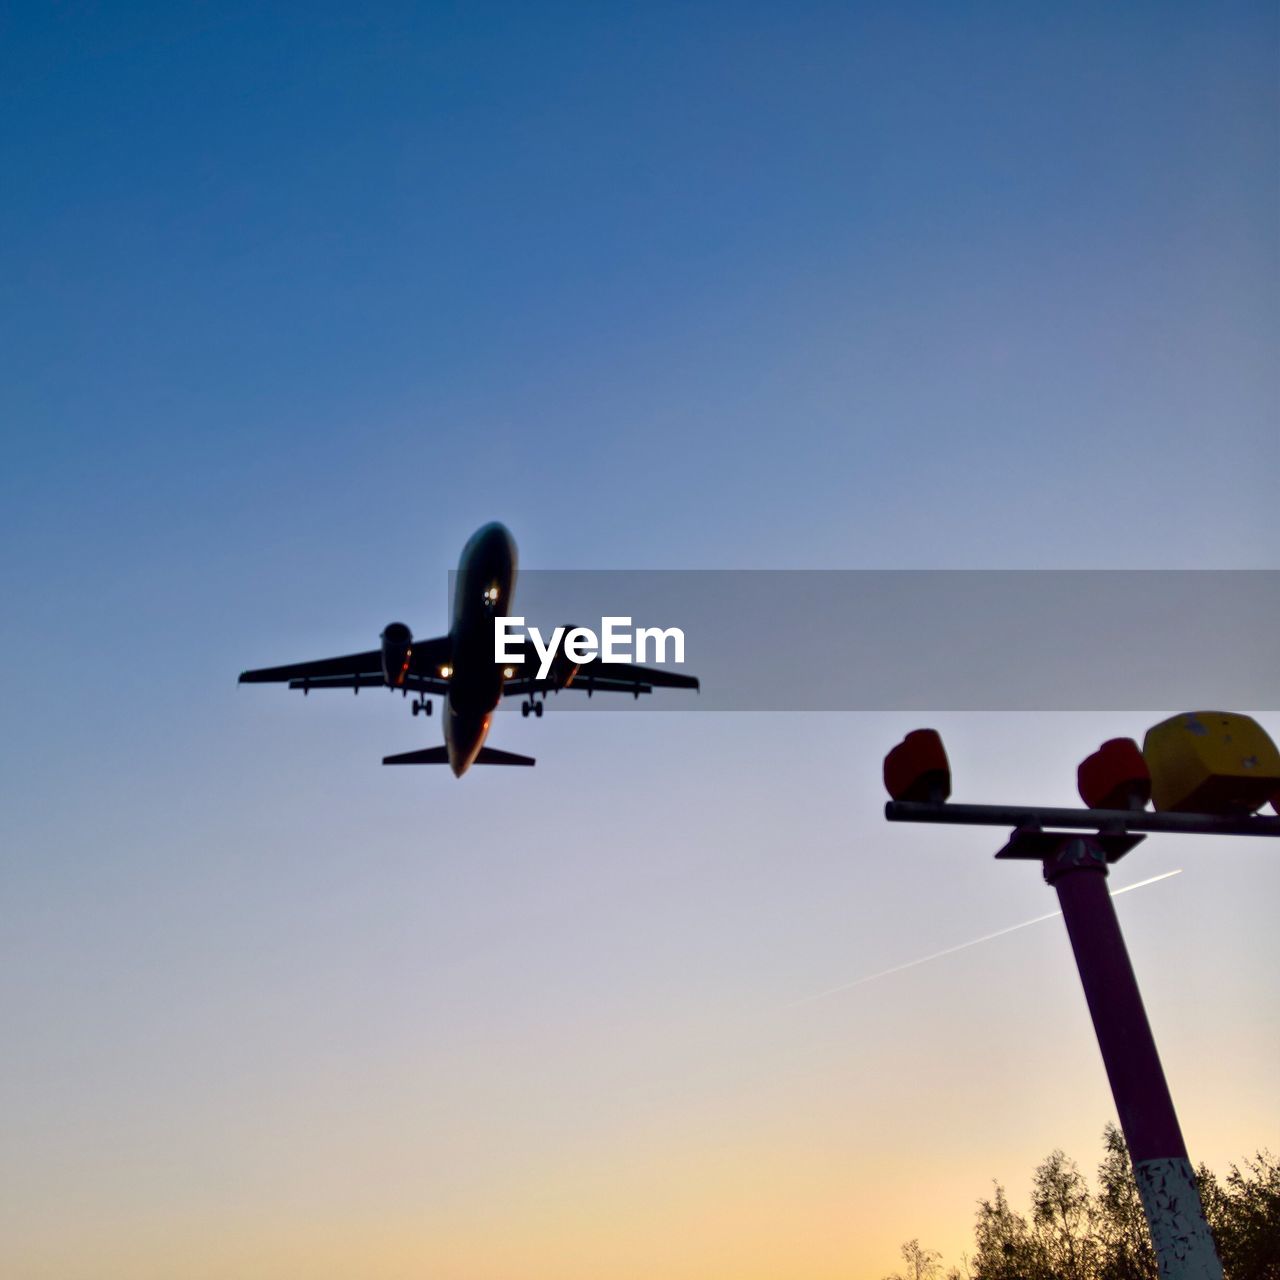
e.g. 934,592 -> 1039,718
521,699 -> 544,718
412,698 -> 433,717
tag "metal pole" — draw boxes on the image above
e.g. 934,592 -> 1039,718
1042,837 -> 1222,1280
886,800 -> 1280,838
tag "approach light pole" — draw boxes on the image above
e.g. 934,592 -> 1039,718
882,716 -> 1280,1280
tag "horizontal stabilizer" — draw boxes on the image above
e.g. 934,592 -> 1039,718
383,746 -> 450,765
474,746 -> 535,766
381,745 -> 536,767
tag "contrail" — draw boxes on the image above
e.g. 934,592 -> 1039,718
790,869 -> 1183,1007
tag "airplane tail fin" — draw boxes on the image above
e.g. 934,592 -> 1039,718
381,745 -> 535,766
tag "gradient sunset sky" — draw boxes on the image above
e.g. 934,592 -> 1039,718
2,3 -> 1277,1278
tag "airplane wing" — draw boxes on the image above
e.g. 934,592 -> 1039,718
502,660 -> 698,700
286,673 -> 450,695
239,650 -> 382,684
239,635 -> 453,690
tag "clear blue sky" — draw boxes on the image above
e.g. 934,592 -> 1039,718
1,4 -> 1276,1277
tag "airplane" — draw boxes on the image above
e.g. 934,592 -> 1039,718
238,522 -> 700,776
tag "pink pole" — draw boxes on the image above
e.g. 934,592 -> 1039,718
1043,837 -> 1221,1280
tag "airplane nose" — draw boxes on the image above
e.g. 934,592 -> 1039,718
478,521 -> 517,564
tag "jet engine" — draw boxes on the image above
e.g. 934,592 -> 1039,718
380,621 -> 414,687
548,624 -> 582,688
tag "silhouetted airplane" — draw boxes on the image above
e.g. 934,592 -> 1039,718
238,522 -> 699,776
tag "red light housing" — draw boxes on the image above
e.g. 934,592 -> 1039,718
884,729 -> 951,803
1077,738 -> 1151,811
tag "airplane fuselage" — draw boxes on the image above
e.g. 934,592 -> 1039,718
441,522 -> 518,775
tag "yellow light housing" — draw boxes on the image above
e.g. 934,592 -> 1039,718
1143,711 -> 1280,814
439,665 -> 453,678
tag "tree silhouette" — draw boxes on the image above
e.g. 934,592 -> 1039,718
1031,1150 -> 1098,1280
1196,1152 -> 1280,1280
1095,1124 -> 1156,1280
884,1239 -> 945,1280
887,1127 -> 1279,1280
